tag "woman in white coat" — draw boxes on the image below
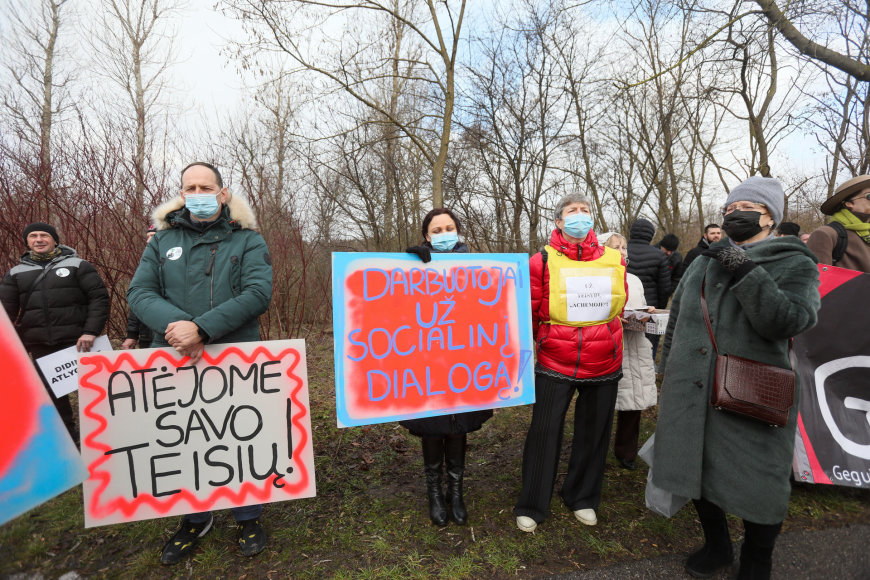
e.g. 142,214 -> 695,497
601,233 -> 657,470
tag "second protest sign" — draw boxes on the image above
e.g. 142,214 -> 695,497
332,252 -> 535,427
78,340 -> 315,527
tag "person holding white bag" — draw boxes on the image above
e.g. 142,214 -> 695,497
600,232 -> 657,471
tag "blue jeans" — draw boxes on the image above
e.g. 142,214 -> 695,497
187,504 -> 263,524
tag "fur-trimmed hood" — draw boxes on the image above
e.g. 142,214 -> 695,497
152,194 -> 258,231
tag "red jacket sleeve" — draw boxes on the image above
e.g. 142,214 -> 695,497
529,251 -> 545,340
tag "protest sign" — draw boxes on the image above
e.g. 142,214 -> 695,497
793,266 -> 870,488
0,309 -> 87,526
332,252 -> 535,428
36,335 -> 113,397
78,340 -> 315,527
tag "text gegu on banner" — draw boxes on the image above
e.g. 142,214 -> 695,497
78,340 -> 315,527
332,253 -> 535,428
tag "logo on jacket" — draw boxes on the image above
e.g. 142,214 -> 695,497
55,268 -> 70,277
166,247 -> 183,261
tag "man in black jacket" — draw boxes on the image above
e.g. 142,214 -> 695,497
627,218 -> 670,355
655,233 -> 683,297
683,223 -> 722,271
0,222 -> 110,444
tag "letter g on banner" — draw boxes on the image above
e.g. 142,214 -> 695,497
815,355 -> 870,460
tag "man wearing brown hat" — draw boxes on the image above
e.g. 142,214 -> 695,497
0,222 -> 110,445
807,175 -> 870,272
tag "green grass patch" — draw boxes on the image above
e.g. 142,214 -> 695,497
3,336 -> 870,578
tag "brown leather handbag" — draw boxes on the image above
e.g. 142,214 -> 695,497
700,273 -> 796,427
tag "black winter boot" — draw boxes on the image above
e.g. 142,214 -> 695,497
421,437 -> 448,526
444,434 -> 467,525
737,520 -> 781,580
685,498 -> 734,578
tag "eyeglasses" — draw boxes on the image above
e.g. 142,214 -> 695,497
721,202 -> 768,216
848,193 -> 870,203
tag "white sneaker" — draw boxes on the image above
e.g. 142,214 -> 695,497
574,508 -> 597,526
516,515 -> 537,532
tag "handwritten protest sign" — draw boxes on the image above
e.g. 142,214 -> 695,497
78,340 -> 315,527
332,252 -> 535,428
0,309 -> 87,526
36,335 -> 113,397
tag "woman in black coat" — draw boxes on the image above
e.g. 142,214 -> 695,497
403,208 -> 492,526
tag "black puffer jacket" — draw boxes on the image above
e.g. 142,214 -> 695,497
399,242 -> 493,437
626,219 -> 671,309
682,237 -> 709,271
0,246 -> 110,349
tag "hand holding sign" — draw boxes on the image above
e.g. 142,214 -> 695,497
78,340 -> 315,527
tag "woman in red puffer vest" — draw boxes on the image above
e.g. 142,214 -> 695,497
514,193 -> 627,533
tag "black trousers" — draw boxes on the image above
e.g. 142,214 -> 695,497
614,409 -> 642,462
515,372 -> 619,523
29,344 -> 79,446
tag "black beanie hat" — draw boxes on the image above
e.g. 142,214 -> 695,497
777,222 -> 800,236
23,222 -> 59,244
659,233 -> 679,252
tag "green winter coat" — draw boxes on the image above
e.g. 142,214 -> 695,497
127,195 -> 272,346
652,237 -> 820,524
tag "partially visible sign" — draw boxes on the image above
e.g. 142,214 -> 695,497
793,266 -> 870,488
0,309 -> 87,526
36,335 -> 113,397
78,340 -> 315,527
332,252 -> 535,428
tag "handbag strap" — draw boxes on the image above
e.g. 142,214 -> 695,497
699,268 -> 795,368
699,270 -> 719,355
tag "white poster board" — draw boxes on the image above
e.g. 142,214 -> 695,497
36,335 -> 113,397
77,340 -> 316,527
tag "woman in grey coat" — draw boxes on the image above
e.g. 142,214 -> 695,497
652,176 -> 820,580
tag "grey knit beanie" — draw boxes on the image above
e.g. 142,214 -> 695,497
723,176 -> 784,227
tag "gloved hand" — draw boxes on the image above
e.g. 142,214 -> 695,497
702,246 -> 756,280
405,245 -> 432,263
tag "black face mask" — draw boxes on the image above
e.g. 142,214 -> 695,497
722,210 -> 767,242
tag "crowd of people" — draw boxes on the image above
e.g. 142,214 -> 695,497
3,164 -> 869,578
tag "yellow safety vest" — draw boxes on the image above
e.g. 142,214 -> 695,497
545,245 -> 626,327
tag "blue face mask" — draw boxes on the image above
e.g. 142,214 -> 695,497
430,231 -> 459,251
562,213 -> 594,239
185,193 -> 221,219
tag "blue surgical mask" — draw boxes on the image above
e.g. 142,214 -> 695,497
185,193 -> 221,219
562,213 -> 594,239
430,231 -> 459,251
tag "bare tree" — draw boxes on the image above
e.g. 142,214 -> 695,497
1,0 -> 71,203
752,0 -> 870,82
224,0 -> 466,208
462,3 -> 572,252
90,0 -> 180,217
801,1 -> 870,194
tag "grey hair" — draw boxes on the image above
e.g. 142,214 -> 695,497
553,193 -> 593,221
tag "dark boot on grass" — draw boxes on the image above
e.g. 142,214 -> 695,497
422,436 -> 448,526
737,520 -> 781,580
685,498 -> 733,578
445,434 -> 467,525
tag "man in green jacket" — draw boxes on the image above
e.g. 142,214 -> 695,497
127,161 -> 273,565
